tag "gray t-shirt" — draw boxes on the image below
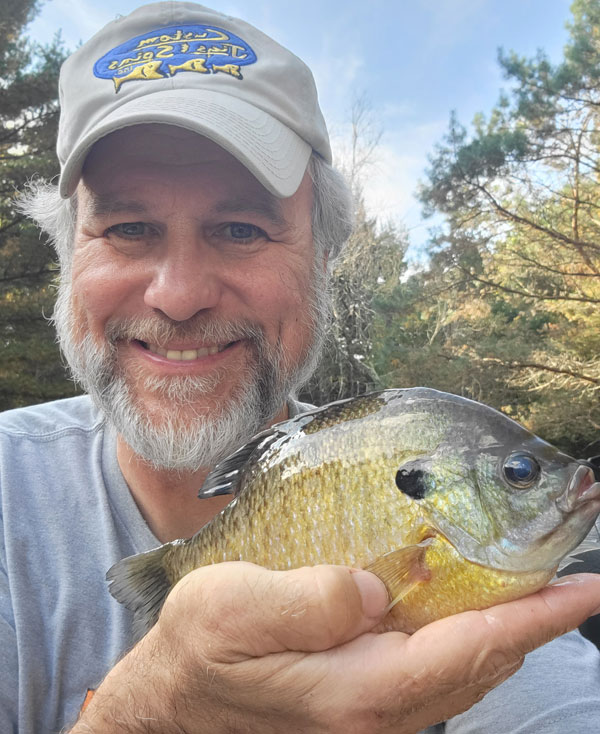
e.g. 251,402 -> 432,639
1,396 -> 599,733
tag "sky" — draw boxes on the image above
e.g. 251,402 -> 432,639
28,0 -> 575,257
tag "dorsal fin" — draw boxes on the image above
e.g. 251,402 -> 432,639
197,394 -> 386,499
198,429 -> 281,498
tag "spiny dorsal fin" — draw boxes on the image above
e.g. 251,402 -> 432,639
198,394 -> 388,499
198,429 -> 284,499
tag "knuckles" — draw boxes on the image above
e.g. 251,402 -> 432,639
276,565 -> 365,650
161,562 -> 368,659
153,562 -> 504,734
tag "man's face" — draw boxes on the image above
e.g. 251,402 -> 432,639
59,124 -> 327,470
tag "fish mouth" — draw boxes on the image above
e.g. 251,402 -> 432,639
557,464 -> 600,513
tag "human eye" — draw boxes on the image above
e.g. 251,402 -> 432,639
105,222 -> 155,239
217,222 -> 268,244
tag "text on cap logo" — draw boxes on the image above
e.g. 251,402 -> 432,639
93,24 -> 257,92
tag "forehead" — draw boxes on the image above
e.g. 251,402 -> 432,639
79,124 -> 311,212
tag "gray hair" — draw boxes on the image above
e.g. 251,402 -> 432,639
19,152 -> 353,273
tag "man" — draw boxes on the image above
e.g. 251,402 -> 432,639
1,2 -> 600,732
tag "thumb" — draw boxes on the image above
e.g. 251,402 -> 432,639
165,561 -> 389,662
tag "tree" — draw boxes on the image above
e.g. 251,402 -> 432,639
301,98 -> 408,405
418,0 -> 600,455
0,0 -> 76,409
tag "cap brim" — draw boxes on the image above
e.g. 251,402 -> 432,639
58,89 -> 312,199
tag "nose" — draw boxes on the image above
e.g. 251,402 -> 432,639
143,248 -> 223,322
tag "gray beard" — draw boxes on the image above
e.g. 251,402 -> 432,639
52,270 -> 329,473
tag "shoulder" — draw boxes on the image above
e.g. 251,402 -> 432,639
0,395 -> 104,441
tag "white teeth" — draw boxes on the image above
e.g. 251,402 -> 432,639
145,342 -> 229,361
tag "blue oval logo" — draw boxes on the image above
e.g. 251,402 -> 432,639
94,24 -> 257,92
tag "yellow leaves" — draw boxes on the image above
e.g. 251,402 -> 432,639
445,298 -> 491,324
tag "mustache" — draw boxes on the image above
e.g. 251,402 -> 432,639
104,314 -> 268,349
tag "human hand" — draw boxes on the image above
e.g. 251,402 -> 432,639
73,563 -> 600,733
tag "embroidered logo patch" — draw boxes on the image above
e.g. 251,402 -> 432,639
94,24 -> 257,92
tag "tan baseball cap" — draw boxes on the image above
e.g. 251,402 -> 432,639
57,1 -> 331,199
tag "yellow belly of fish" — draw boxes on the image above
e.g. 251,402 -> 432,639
384,535 -> 556,633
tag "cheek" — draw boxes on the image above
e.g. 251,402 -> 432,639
70,246 -> 141,337
252,259 -> 317,353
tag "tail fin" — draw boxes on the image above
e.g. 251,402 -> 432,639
107,542 -> 180,639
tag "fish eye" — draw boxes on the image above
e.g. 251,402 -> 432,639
502,453 -> 541,488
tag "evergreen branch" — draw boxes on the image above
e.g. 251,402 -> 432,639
457,265 -> 600,303
503,248 -> 600,277
0,214 -> 25,234
0,267 -> 57,284
470,179 -> 600,253
480,357 -> 600,386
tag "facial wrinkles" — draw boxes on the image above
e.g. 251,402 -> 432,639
52,256 -> 331,473
107,315 -> 268,406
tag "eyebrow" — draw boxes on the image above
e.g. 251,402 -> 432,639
86,192 -> 288,228
88,193 -> 149,218
212,195 -> 287,228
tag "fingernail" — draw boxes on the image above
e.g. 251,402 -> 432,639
549,574 -> 600,616
352,570 -> 389,619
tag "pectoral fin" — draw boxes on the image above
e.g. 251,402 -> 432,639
365,538 -> 433,613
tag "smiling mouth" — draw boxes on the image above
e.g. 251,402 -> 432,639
136,340 -> 238,361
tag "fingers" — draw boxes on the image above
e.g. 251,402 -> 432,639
162,562 -> 389,662
402,572 -> 600,690
480,572 -> 600,652
303,573 -> 600,730
147,568 -> 600,734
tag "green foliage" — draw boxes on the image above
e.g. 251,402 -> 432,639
303,0 -> 600,461
301,96 -> 408,405
414,0 -> 600,456
301,202 -> 408,404
0,0 -> 77,409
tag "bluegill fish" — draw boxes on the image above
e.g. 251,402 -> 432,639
107,388 -> 600,638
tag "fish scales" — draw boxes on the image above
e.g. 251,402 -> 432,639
107,388 -> 600,637
171,443 -> 424,573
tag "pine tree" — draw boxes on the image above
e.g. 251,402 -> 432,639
418,0 -> 600,455
0,0 -> 77,408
